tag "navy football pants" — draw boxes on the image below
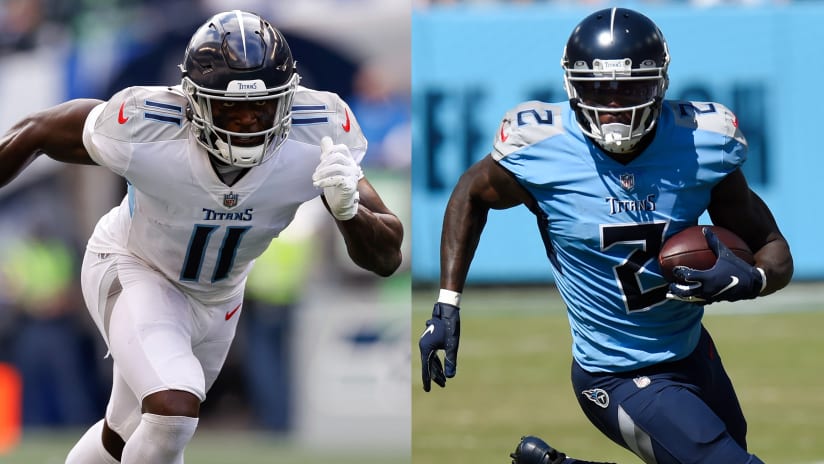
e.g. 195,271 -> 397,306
571,326 -> 765,464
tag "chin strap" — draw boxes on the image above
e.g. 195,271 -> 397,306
597,123 -> 641,154
601,122 -> 631,146
577,100 -> 659,155
214,138 -> 266,167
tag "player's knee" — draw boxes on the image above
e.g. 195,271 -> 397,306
141,389 -> 200,418
510,436 -> 566,464
141,413 -> 198,449
700,436 -> 764,464
121,413 -> 199,463
101,420 -> 126,461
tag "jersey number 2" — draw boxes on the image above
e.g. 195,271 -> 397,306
180,225 -> 250,282
601,222 -> 668,312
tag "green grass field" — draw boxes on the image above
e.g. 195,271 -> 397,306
412,283 -> 824,464
3,283 -> 821,463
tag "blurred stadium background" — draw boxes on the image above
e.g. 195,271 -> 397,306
411,1 -> 824,463
0,0 -> 410,462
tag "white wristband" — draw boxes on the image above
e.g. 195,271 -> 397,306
756,267 -> 767,293
437,289 -> 462,307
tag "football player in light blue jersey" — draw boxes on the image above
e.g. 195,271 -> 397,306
419,7 -> 792,464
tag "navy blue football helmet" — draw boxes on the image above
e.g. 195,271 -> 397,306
181,10 -> 299,166
561,8 -> 669,154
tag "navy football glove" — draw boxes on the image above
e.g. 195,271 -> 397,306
418,302 -> 460,392
667,227 -> 764,304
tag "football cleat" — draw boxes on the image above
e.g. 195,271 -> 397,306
510,435 -> 618,464
510,436 -> 566,464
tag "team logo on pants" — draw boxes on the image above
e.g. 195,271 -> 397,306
582,388 -> 610,408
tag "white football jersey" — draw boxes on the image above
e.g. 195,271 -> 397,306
82,84 -> 366,303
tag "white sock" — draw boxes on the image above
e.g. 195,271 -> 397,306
120,413 -> 198,464
65,419 -> 120,464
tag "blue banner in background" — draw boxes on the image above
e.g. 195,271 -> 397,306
412,4 -> 824,283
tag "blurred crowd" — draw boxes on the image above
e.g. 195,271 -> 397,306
0,0 -> 409,434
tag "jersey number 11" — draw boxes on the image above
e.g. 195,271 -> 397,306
180,225 -> 251,283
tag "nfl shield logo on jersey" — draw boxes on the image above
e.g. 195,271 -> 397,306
223,192 -> 239,208
619,173 -> 635,191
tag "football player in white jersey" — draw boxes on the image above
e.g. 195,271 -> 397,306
418,7 -> 792,464
0,10 -> 403,464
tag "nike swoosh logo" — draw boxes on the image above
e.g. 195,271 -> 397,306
713,276 -> 739,297
341,109 -> 351,132
500,123 -> 509,142
117,101 -> 129,124
420,324 -> 435,338
225,303 -> 241,321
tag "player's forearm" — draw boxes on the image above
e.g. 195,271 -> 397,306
336,207 -> 403,277
754,235 -> 793,296
0,115 -> 45,187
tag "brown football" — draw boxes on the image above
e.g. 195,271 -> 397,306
658,225 -> 754,282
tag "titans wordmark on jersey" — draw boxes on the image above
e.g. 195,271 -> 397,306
492,99 -> 747,373
81,84 -> 366,303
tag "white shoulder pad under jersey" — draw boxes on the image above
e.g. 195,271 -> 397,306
288,86 -> 368,167
83,85 -> 189,177
664,100 -> 747,146
492,101 -> 566,161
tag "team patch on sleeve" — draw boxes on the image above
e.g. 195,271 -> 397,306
668,100 -> 747,146
492,101 -> 565,161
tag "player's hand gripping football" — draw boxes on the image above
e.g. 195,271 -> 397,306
666,227 -> 765,304
418,302 -> 460,391
312,136 -> 362,220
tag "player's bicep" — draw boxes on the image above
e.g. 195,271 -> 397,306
708,169 -> 780,249
39,99 -> 101,165
458,155 -> 531,210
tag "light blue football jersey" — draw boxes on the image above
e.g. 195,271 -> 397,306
492,100 -> 747,373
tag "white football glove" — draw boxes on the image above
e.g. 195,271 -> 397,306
312,136 -> 362,221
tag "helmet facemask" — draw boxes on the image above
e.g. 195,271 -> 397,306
182,73 -> 299,167
564,58 -> 668,154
